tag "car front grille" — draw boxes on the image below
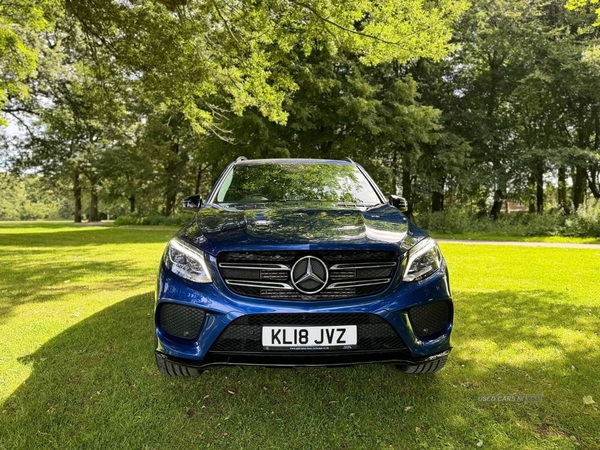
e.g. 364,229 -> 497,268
209,313 -> 406,353
407,301 -> 451,338
218,251 -> 399,300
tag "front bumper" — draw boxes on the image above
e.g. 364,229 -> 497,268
156,348 -> 452,369
155,251 -> 453,367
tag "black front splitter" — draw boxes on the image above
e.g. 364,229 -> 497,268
156,348 -> 451,369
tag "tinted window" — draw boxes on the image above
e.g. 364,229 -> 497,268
215,163 -> 381,204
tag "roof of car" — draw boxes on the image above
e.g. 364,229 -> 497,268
234,158 -> 353,165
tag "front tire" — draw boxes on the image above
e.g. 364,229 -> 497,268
156,354 -> 202,377
397,355 -> 448,374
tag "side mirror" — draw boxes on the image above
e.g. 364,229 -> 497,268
389,195 -> 408,212
182,195 -> 202,213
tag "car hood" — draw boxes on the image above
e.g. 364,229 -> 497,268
179,203 -> 423,255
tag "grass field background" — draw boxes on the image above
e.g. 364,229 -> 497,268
0,223 -> 599,449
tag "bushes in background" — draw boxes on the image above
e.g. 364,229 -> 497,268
415,200 -> 600,237
0,174 -> 69,221
562,201 -> 600,237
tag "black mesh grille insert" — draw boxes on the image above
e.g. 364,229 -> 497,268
356,267 -> 394,279
408,301 -> 451,338
219,251 -> 394,263
218,251 -> 399,300
210,313 -> 406,353
158,303 -> 205,339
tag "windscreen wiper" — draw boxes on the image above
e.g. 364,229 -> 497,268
335,202 -> 379,207
275,199 -> 325,203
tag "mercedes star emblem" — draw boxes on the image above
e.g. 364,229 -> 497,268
290,256 -> 329,294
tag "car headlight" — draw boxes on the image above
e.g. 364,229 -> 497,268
403,238 -> 442,282
163,237 -> 212,283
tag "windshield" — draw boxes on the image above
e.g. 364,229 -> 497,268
214,163 -> 382,205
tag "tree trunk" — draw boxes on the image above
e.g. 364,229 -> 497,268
401,165 -> 413,220
164,193 -> 175,216
572,166 -> 587,211
431,191 -> 444,212
392,148 -> 399,195
89,185 -> 100,222
163,139 -> 188,216
535,163 -> 544,214
194,168 -> 202,195
527,174 -> 535,214
558,167 -> 570,214
490,189 -> 503,221
587,168 -> 600,199
73,170 -> 82,223
591,107 -> 600,199
128,194 -> 136,213
536,180 -> 544,214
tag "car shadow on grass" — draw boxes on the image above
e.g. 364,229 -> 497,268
1,291 -> 598,449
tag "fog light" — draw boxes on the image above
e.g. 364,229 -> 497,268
408,301 -> 450,338
158,303 -> 205,339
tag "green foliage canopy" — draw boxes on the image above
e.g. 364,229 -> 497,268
64,0 -> 468,130
0,0 -> 61,123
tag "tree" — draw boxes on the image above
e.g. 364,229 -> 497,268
0,0 -> 58,123
414,0 -> 600,216
4,0 -> 470,221
195,44 -> 445,213
64,0 -> 468,131
11,16 -> 134,222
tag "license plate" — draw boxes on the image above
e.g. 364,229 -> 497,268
262,325 -> 357,350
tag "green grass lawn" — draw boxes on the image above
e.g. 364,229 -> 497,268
0,223 -> 599,449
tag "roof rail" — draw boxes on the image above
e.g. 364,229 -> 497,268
235,156 -> 248,162
344,157 -> 356,164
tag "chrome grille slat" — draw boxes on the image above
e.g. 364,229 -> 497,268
326,278 -> 391,289
226,280 -> 294,290
218,251 -> 399,300
330,262 -> 397,270
219,263 -> 290,271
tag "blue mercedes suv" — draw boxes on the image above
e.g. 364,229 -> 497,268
155,158 -> 453,375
